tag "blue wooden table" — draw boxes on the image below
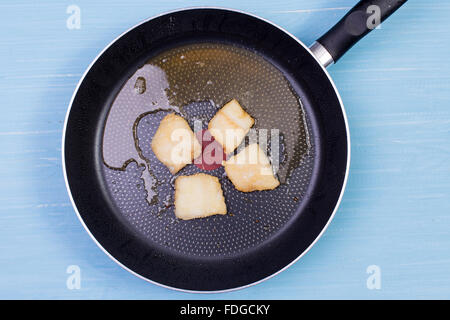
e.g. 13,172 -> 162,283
1,0 -> 449,299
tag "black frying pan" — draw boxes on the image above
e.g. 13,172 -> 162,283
63,0 -> 407,292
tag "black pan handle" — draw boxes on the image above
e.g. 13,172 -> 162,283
310,0 -> 407,67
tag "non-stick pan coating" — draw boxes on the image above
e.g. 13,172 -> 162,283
102,42 -> 314,257
64,8 -> 348,291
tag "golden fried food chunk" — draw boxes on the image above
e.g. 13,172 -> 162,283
151,113 -> 201,174
224,143 -> 280,192
174,173 -> 227,220
208,99 -> 254,154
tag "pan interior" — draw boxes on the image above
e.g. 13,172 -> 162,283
101,41 -> 316,257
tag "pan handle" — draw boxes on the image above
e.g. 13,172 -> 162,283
310,0 -> 407,67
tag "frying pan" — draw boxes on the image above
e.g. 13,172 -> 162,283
63,0 -> 407,292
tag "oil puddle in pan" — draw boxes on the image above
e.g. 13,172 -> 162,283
101,42 -> 315,257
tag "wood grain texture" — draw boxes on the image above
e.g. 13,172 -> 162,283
0,0 -> 449,299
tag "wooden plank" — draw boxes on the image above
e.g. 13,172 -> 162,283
0,0 -> 449,299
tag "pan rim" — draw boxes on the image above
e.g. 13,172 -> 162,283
61,6 -> 351,294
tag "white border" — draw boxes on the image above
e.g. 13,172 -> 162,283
61,6 -> 351,294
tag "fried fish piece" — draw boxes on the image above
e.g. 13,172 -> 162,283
208,99 -> 254,154
151,113 -> 201,174
224,143 -> 280,192
174,173 -> 227,220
